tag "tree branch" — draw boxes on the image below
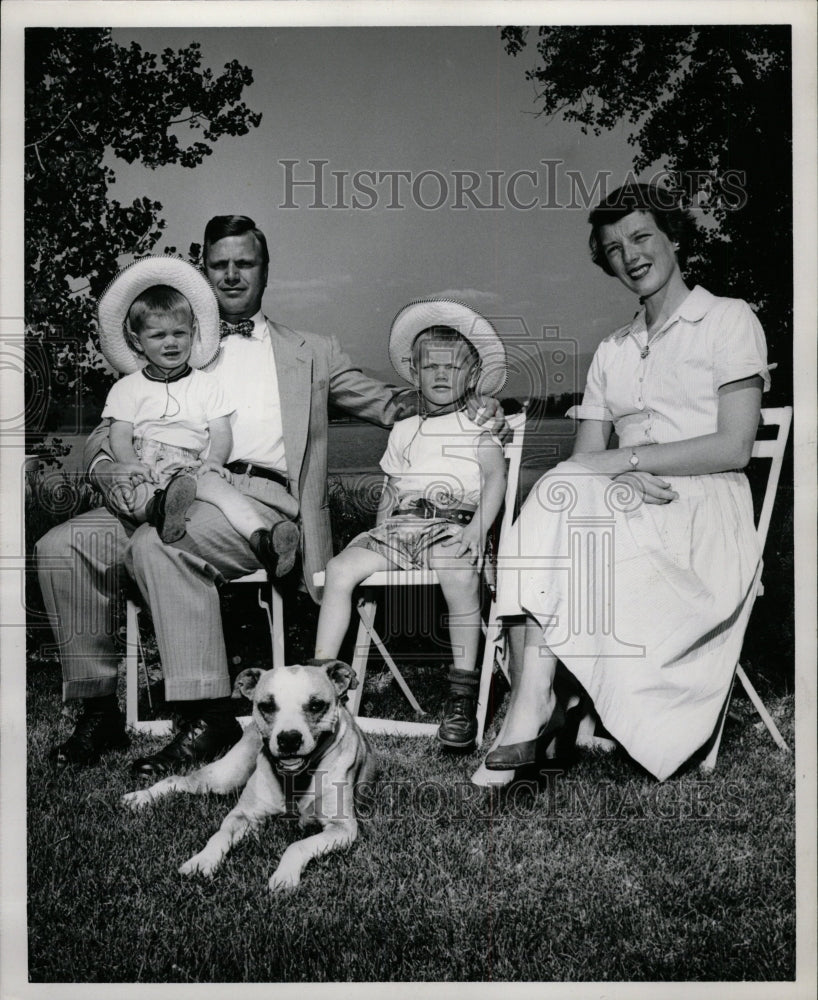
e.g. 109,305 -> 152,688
168,113 -> 211,126
24,109 -> 74,149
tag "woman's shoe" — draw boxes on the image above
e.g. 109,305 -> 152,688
483,702 -> 565,770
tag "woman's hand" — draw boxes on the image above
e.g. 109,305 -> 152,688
612,471 -> 679,505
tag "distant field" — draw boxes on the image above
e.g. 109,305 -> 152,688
42,416 -> 578,498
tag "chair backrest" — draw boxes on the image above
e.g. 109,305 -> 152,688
753,406 -> 792,549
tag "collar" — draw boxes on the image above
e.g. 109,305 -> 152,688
614,285 -> 717,341
248,311 -> 267,340
140,363 -> 193,383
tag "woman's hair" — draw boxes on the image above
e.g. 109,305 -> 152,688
125,285 -> 194,351
203,214 -> 270,268
588,182 -> 696,275
410,325 -> 480,374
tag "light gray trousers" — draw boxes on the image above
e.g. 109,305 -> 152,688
35,474 -> 297,702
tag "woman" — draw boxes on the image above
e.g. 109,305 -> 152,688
472,182 -> 771,785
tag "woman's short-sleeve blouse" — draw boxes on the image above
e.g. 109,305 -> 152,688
566,286 -> 771,448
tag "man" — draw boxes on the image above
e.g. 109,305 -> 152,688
36,215 -> 501,777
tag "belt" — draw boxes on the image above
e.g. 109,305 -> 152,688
392,499 -> 475,525
226,462 -> 288,489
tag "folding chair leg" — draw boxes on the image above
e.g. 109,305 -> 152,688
257,584 -> 285,668
125,599 -> 140,731
475,615 -> 503,746
701,664 -> 789,772
356,599 -> 426,716
349,608 -> 372,717
736,664 -> 789,752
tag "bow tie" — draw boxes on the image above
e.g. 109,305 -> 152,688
220,319 -> 255,339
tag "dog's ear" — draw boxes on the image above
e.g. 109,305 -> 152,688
307,658 -> 359,696
233,667 -> 266,701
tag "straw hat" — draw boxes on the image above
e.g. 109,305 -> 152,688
389,298 -> 506,395
97,256 -> 221,374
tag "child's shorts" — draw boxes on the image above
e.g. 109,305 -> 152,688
347,515 -> 458,571
134,437 -> 201,486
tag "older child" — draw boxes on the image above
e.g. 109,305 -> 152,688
97,256 -> 299,576
314,299 -> 507,750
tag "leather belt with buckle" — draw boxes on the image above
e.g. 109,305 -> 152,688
392,499 -> 475,524
226,462 -> 288,490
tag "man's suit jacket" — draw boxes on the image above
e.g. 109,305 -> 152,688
84,319 -> 415,600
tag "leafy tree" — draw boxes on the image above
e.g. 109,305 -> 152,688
502,25 -> 792,404
25,28 -> 262,441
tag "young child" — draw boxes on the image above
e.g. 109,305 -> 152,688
96,256 -> 299,577
314,299 -> 507,750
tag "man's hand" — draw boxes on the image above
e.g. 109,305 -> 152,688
464,394 -> 508,438
612,471 -> 679,505
90,460 -> 152,516
94,460 -> 153,487
197,460 -> 232,482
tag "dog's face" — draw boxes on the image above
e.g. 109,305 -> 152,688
234,661 -> 357,775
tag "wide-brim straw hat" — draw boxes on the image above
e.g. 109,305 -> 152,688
97,256 -> 221,374
389,298 -> 506,396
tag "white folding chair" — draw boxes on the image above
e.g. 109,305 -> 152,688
699,404 -> 792,769
572,406 -> 793,766
124,570 -> 283,734
312,408 -> 527,744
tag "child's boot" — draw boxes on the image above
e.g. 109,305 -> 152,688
146,471 -> 198,543
437,669 -> 480,751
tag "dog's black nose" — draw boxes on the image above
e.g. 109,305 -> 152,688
276,729 -> 303,754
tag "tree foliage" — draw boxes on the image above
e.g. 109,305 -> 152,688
502,25 -> 792,403
25,28 -> 262,437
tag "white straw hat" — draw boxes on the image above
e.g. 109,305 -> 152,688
97,256 -> 221,374
389,298 -> 506,395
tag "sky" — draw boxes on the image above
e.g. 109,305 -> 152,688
107,25 -> 643,398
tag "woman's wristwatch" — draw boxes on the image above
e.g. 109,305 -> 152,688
629,448 -> 640,469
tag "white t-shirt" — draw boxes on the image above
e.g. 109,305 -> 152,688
380,410 -> 491,508
101,367 -> 233,454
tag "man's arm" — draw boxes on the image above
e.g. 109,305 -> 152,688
326,335 -> 417,427
83,419 -> 114,475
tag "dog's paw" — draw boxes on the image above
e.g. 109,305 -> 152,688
178,852 -> 219,878
268,866 -> 301,893
120,790 -> 154,811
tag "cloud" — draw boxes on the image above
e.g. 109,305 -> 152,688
270,274 -> 353,291
268,274 -> 353,307
432,288 -> 500,305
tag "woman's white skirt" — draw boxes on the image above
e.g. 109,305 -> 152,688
494,460 -> 762,780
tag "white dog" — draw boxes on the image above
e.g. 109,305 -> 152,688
122,660 -> 377,891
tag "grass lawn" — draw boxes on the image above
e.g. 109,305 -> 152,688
26,651 -> 795,983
